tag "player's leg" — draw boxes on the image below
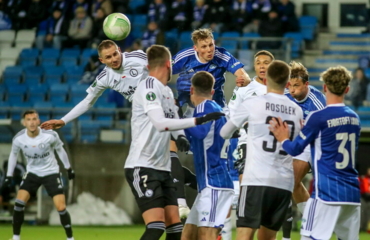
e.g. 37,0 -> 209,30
183,166 -> 197,190
258,226 -> 278,240
300,198 -> 338,240
282,200 -> 293,240
125,167 -> 167,240
43,173 -> 74,240
334,205 -> 360,240
222,180 -> 239,240
181,193 -> 201,240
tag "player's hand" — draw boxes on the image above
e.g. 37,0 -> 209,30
268,117 -> 290,142
40,120 -> 66,130
2,176 -> 12,189
67,169 -> 75,180
195,112 -> 225,125
231,129 -> 240,138
176,135 -> 190,152
235,75 -> 250,87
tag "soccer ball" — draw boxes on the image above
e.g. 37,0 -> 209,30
103,13 -> 131,41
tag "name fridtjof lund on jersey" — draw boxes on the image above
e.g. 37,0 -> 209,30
24,152 -> 50,159
266,102 -> 296,115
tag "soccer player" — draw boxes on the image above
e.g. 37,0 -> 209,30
172,28 -> 251,114
40,39 -> 148,130
223,50 -> 273,240
2,110 -> 75,240
269,66 -> 361,240
181,71 -> 234,240
282,61 -> 326,240
124,45 -> 224,240
220,60 -> 303,240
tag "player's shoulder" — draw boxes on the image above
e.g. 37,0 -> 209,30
308,86 -> 325,99
196,100 -> 221,114
41,129 -> 59,138
173,47 -> 195,63
124,50 -> 148,65
12,129 -> 26,142
214,46 -> 232,62
137,76 -> 161,91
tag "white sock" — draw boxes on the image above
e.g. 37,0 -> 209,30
282,238 -> 291,240
13,235 -> 20,240
177,198 -> 188,207
221,217 -> 232,240
297,202 -> 307,214
67,237 -> 74,240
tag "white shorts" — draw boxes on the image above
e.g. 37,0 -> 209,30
301,198 -> 360,240
186,187 -> 234,228
232,181 -> 240,210
293,145 -> 311,164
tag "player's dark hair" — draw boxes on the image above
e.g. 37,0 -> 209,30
320,65 -> 352,96
191,71 -> 215,96
191,28 -> 214,45
97,40 -> 118,57
254,50 -> 275,61
22,110 -> 39,119
146,44 -> 171,68
267,60 -> 290,90
290,61 -> 309,83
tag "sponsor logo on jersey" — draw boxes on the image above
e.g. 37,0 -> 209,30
231,62 -> 241,68
113,79 -> 118,85
201,211 -> 209,216
129,69 -> 138,77
145,189 -> 153,197
38,143 -> 46,149
305,110 -> 310,115
201,217 -> 207,222
164,108 -> 175,119
188,69 -> 194,73
25,152 -> 50,159
252,92 -> 257,96
210,64 -> 216,69
146,92 -> 156,101
122,86 -> 137,98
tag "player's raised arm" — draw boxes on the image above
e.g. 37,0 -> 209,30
234,68 -> 251,87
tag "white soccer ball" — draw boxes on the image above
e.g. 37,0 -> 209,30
103,13 -> 131,41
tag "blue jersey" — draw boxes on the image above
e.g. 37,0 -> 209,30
184,100 -> 233,192
173,46 -> 244,108
282,104 -> 361,204
227,138 -> 239,181
285,85 -> 326,119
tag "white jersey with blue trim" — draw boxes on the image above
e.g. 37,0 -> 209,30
124,76 -> 178,172
86,50 -> 149,102
10,128 -> 64,176
282,104 -> 361,205
285,85 -> 326,119
230,93 -> 303,192
184,100 -> 233,192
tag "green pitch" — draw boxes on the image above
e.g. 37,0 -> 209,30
0,224 -> 369,239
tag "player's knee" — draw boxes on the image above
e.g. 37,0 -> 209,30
55,203 -> 66,211
14,199 -> 26,212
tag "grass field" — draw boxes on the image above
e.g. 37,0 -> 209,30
0,224 -> 370,240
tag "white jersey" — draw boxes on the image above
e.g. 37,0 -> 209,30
230,93 -> 303,192
11,128 -> 64,177
124,76 -> 178,171
228,77 -> 267,145
86,50 -> 149,101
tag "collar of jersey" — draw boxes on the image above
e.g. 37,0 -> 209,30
294,85 -> 311,103
327,103 -> 345,107
25,127 -> 41,139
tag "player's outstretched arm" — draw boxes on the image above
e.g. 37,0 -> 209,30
220,120 -> 239,139
234,68 -> 251,87
40,119 -> 66,130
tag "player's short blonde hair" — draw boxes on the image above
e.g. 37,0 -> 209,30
191,28 -> 214,45
97,40 -> 118,57
267,60 -> 291,90
146,44 -> 171,68
320,66 -> 352,96
289,61 -> 309,83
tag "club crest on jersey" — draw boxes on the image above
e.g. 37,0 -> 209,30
231,92 -> 236,100
146,92 -> 156,101
91,81 -> 97,87
145,189 -> 153,197
210,64 -> 216,69
129,69 -> 138,77
38,143 -> 46,149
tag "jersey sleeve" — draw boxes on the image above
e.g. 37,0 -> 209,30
184,103 -> 214,139
172,48 -> 191,74
228,87 -> 243,118
282,112 -> 320,156
140,80 -> 164,113
216,47 -> 244,75
51,131 -> 64,149
230,99 -> 250,127
86,68 -> 108,98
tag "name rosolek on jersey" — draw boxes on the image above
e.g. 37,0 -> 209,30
11,129 -> 64,176
87,50 -> 149,101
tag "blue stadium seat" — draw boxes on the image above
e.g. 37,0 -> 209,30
79,120 -> 101,143
129,0 -> 146,13
44,76 -> 62,85
19,48 -> 39,61
367,84 -> 370,102
2,77 -> 21,87
0,101 -> 10,119
40,48 -> 60,65
19,59 -> 37,67
80,48 -> 97,65
365,68 -> 370,79
10,102 -> 33,120
23,66 -> 44,80
28,85 -> 48,103
95,102 -> 116,127
165,31 -> 178,54
241,33 -> 260,49
0,126 -> 12,142
59,123 -> 74,143
33,101 -> 53,121
7,84 -> 28,103
49,84 -> 69,102
24,76 -> 43,86
70,85 -> 88,99
0,86 -> 6,101
60,48 -> 80,66
3,66 -> 23,81
65,66 -> 84,79
221,31 -> 241,37
52,102 -> 75,119
299,16 -> 317,40
358,106 -> 370,112
284,32 -> 304,58
44,66 -> 65,82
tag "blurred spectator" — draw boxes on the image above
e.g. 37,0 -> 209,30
169,0 -> 192,32
229,0 -> 252,33
191,0 -> 207,30
148,0 -> 168,31
251,0 -> 272,21
125,39 -> 143,52
91,0 -> 112,18
71,0 -> 91,15
4,0 -> 30,30
276,0 -> 299,33
257,10 -> 282,49
360,168 -> 370,231
64,6 -> 93,49
0,0 -> 12,30
89,7 -> 107,48
346,67 -> 368,109
35,8 -> 69,49
201,0 -> 229,33
50,0 -> 72,20
141,21 -> 164,50
27,0 -> 48,29
79,54 -> 105,84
